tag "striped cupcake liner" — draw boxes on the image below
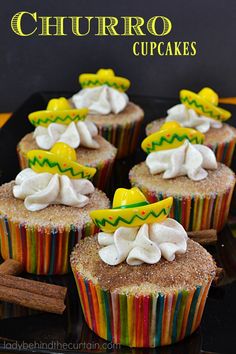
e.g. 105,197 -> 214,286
0,302 -> 38,319
98,118 -> 143,159
0,216 -> 99,275
207,140 -> 236,167
16,144 -> 115,191
129,178 -> 234,232
92,158 -> 115,191
72,269 -> 212,347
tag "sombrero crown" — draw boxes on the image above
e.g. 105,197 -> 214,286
28,97 -> 88,127
90,187 -> 173,232
142,121 -> 205,154
27,142 -> 96,180
79,68 -> 130,92
180,87 -> 231,121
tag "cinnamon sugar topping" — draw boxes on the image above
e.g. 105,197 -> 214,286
71,236 -> 216,295
0,182 -> 110,227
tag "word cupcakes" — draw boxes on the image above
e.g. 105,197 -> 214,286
71,187 -> 216,347
17,97 -> 117,190
71,68 -> 144,158
146,87 -> 236,166
0,142 -> 109,275
130,122 -> 235,232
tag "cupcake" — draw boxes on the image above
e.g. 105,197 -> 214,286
71,187 -> 216,347
146,88 -> 236,166
71,69 -> 144,158
0,143 -> 109,275
17,97 -> 117,190
130,122 -> 235,232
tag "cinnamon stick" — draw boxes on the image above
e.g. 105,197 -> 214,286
0,259 -> 24,275
187,229 -> 217,245
0,285 -> 65,314
0,275 -> 67,301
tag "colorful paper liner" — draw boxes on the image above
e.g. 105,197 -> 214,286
129,177 -> 234,232
146,121 -> 236,167
72,268 -> 212,347
0,302 -> 38,319
207,139 -> 236,167
96,118 -> 143,159
16,144 -> 116,191
0,215 -> 99,275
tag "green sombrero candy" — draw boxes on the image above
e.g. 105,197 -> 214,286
27,142 -> 96,180
79,69 -> 130,92
141,122 -> 205,154
90,187 -> 173,233
180,87 -> 231,122
28,97 -> 88,127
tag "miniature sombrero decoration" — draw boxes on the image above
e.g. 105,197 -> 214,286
180,87 -> 231,121
27,142 -> 96,179
90,187 -> 173,232
142,121 -> 205,154
28,97 -> 88,127
79,68 -> 130,92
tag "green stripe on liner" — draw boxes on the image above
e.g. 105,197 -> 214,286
49,229 -> 57,275
222,142 -> 229,162
30,226 -> 37,274
94,208 -> 168,228
68,226 -> 76,258
181,96 -> 221,120
120,294 -> 129,346
171,291 -> 183,343
145,134 -> 204,154
103,290 -> 112,341
176,290 -> 189,340
186,286 -> 201,336
174,197 -> 180,223
113,201 -> 149,209
4,217 -> 12,259
189,196 -> 194,231
31,114 -> 86,127
155,294 -> 164,346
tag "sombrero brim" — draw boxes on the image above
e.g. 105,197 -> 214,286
27,150 -> 96,180
28,108 -> 88,127
90,197 -> 173,233
79,73 -> 130,92
180,89 -> 231,121
142,127 -> 204,154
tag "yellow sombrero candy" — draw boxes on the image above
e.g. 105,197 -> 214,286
79,68 -> 130,92
142,122 -> 205,154
180,87 -> 231,122
27,142 -> 96,179
90,187 -> 173,233
28,97 -> 88,127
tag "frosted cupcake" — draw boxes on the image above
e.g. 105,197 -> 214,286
71,187 -> 216,347
17,97 -> 117,190
130,122 -> 235,232
146,88 -> 236,166
71,69 -> 144,158
0,143 -> 109,275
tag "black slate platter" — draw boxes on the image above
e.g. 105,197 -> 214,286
0,93 -> 236,354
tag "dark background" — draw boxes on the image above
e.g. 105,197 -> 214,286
0,0 -> 236,112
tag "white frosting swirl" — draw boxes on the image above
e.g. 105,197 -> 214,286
13,168 -> 94,211
146,140 -> 217,181
33,121 -> 99,150
98,219 -> 188,266
71,85 -> 129,115
166,104 -> 222,133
